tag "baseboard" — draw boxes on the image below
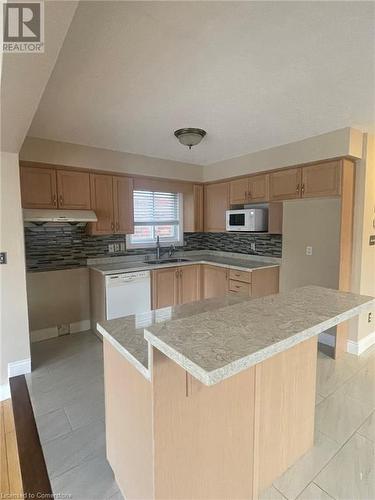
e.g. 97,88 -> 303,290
319,330 -> 375,356
0,384 -> 10,401
8,358 -> 31,378
30,319 -> 91,343
0,358 -> 32,401
347,330 -> 375,356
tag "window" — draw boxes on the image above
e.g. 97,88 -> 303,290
126,190 -> 183,248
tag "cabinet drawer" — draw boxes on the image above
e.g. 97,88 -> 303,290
229,280 -> 251,296
229,269 -> 251,283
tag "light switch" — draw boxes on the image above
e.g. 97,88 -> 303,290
306,246 -> 313,256
0,252 -> 7,264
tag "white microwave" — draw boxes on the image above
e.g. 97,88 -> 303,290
226,208 -> 268,232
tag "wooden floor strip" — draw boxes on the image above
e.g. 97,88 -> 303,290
0,398 -> 22,496
9,374 -> 52,496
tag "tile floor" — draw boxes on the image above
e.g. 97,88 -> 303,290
25,331 -> 375,500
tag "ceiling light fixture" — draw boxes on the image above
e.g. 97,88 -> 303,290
174,128 -> 206,149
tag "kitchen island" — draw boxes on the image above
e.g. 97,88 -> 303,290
98,286 -> 374,500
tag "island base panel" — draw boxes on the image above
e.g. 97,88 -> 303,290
104,337 -> 317,499
103,339 -> 153,500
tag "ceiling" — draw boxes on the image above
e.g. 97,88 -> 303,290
27,1 -> 375,165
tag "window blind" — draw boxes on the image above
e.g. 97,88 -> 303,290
133,191 -> 179,226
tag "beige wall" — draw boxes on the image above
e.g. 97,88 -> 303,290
349,134 -> 375,342
203,128 -> 363,181
26,268 -> 90,332
280,198 -> 340,292
20,137 -> 203,182
0,152 -> 30,388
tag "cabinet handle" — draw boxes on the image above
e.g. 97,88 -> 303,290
248,191 -> 251,199
111,222 -> 115,232
53,194 -> 57,206
59,195 -> 63,206
301,183 -> 305,195
116,222 -> 119,232
175,269 -> 179,277
296,183 -> 300,194
180,269 -> 183,277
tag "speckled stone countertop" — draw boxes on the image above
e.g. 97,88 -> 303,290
98,286 -> 375,386
97,294 -> 247,379
90,252 -> 279,275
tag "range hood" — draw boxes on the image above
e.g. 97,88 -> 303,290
23,209 -> 98,223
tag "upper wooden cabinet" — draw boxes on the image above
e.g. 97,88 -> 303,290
229,174 -> 269,205
89,174 -> 134,235
202,264 -> 229,299
21,166 -> 91,210
184,184 -> 204,232
89,174 -> 115,234
21,166 -> 58,209
152,264 -> 201,309
113,176 -> 134,234
56,170 -> 91,209
248,174 -> 269,203
204,182 -> 229,232
301,161 -> 341,198
269,168 -> 302,201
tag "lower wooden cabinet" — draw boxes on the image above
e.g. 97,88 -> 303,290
202,265 -> 229,299
152,265 -> 201,309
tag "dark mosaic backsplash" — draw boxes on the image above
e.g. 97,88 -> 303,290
24,224 -> 282,272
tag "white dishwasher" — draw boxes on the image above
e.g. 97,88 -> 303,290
105,271 -> 151,320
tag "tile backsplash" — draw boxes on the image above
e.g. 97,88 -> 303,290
24,224 -> 282,272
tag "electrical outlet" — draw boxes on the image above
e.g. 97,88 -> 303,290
368,312 -> 373,324
306,246 -> 313,256
108,244 -> 115,253
250,242 -> 256,252
120,242 -> 125,252
0,252 -> 7,264
114,243 -> 120,252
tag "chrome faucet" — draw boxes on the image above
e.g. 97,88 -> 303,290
155,235 -> 161,260
168,244 -> 176,258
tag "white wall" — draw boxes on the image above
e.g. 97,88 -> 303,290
280,198 -> 341,292
0,152 -> 31,397
203,128 -> 363,181
21,137 -> 203,182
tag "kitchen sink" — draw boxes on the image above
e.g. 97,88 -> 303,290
145,258 -> 191,265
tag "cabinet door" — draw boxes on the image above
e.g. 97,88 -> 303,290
301,161 -> 341,198
204,182 -> 229,232
20,166 -> 57,209
269,168 -> 302,201
152,267 -> 179,309
89,174 -> 114,235
248,174 -> 269,203
57,170 -> 91,209
229,178 -> 249,205
183,184 -> 204,233
202,265 -> 228,299
179,265 -> 201,305
113,176 -> 134,234
251,267 -> 279,298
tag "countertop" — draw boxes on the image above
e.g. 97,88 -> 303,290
90,253 -> 279,275
97,285 -> 375,385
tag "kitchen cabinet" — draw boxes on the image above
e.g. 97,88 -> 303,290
20,166 -> 57,209
113,176 -> 134,234
251,267 -> 279,298
229,175 -> 269,205
184,184 -> 204,232
89,173 -> 134,235
301,161 -> 341,198
89,174 -> 115,234
204,182 -> 229,232
202,264 -> 229,299
56,170 -> 91,209
269,168 -> 302,201
152,264 -> 201,309
152,267 -> 179,309
248,174 -> 269,203
21,166 -> 91,209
